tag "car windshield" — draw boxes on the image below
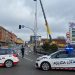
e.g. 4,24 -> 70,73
0,48 -> 12,55
50,50 -> 75,58
49,50 -> 61,56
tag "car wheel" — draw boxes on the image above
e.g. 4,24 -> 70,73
41,62 -> 51,71
5,60 -> 13,68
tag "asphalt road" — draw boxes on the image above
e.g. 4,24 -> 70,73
0,46 -> 75,75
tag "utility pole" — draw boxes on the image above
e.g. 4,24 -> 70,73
33,0 -> 38,52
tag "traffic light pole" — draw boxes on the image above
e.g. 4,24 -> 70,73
19,24 -> 37,53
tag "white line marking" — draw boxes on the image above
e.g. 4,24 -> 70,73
29,51 -> 31,52
19,55 -> 34,62
24,57 -> 34,62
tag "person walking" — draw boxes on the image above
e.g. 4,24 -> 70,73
21,45 -> 25,58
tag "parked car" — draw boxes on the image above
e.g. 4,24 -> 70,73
35,50 -> 75,71
0,48 -> 19,68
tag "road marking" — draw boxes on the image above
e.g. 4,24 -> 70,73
19,54 -> 34,62
29,51 -> 31,52
25,52 -> 28,55
24,57 -> 34,62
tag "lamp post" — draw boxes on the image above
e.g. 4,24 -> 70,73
19,25 -> 37,52
33,0 -> 38,53
18,0 -> 38,53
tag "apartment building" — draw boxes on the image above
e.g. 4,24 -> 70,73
69,23 -> 75,44
0,26 -> 17,45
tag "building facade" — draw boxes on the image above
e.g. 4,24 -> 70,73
15,38 -> 24,44
0,26 -> 17,46
41,38 -> 66,48
0,26 -> 10,43
30,35 -> 41,43
69,23 -> 75,44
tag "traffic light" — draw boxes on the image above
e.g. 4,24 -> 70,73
34,0 -> 37,1
19,25 -> 21,29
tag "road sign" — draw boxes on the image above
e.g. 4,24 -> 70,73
66,38 -> 70,43
66,32 -> 70,38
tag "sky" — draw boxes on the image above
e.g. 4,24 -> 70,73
0,0 -> 75,41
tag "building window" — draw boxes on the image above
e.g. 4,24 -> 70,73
72,38 -> 75,41
72,35 -> 75,37
72,31 -> 75,34
72,28 -> 75,31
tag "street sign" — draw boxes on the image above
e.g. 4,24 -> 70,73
66,38 -> 70,43
66,32 -> 70,38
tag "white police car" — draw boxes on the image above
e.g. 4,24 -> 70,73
0,48 -> 19,68
35,50 -> 75,71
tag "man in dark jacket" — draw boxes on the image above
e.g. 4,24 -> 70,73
21,45 -> 25,58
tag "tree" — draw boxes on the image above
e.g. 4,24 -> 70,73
42,41 -> 58,53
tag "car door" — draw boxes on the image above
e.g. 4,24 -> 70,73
65,51 -> 75,68
50,51 -> 69,68
0,49 -> 6,65
0,54 -> 3,65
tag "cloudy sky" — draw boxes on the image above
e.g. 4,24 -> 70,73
0,0 -> 75,41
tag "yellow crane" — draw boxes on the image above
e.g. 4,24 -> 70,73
39,0 -> 52,43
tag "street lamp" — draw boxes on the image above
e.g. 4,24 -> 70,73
18,0 -> 38,53
33,0 -> 38,53
19,25 -> 37,52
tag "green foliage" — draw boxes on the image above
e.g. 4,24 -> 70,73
50,44 -> 58,52
42,42 -> 58,53
42,42 -> 50,51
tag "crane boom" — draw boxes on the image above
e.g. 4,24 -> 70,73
39,0 -> 52,42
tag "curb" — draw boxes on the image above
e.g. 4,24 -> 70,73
36,51 -> 49,55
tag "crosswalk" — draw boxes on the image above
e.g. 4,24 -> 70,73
17,47 -> 33,56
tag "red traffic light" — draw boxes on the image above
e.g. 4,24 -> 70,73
34,0 -> 37,1
19,25 -> 21,29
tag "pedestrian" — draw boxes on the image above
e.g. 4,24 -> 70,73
21,45 -> 25,58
